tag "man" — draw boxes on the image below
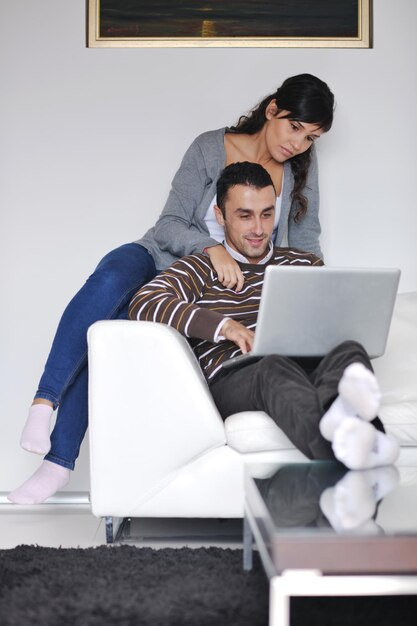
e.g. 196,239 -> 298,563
129,162 -> 399,470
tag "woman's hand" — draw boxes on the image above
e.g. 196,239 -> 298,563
222,319 -> 254,354
206,245 -> 245,291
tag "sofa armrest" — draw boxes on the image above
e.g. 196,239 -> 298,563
87,320 -> 226,517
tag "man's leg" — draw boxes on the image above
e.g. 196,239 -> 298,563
209,355 -> 333,460
311,341 -> 399,469
308,340 -> 384,435
210,343 -> 399,468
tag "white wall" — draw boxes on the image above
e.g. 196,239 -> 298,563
1,0 -> 416,492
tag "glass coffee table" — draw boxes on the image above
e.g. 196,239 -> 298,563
244,455 -> 417,626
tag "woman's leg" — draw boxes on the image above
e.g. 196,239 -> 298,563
20,242 -> 156,455
35,243 -> 156,407
46,363 -> 89,470
8,366 -> 90,504
9,243 -> 156,503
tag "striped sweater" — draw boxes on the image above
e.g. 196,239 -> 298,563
128,248 -> 323,381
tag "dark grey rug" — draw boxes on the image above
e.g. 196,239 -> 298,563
1,545 -> 417,625
0,545 -> 267,626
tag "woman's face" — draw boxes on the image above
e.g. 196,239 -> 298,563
264,100 -> 325,163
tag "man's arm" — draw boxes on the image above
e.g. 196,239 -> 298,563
128,254 -> 226,343
221,319 -> 254,354
128,254 -> 255,352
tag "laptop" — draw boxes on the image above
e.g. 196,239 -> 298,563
222,265 -> 401,370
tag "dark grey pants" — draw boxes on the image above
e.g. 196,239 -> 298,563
209,341 -> 385,460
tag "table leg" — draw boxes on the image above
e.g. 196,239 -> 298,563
243,512 -> 253,571
269,576 -> 290,626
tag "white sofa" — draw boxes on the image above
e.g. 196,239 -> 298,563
87,292 -> 417,539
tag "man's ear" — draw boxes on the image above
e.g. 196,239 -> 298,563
265,98 -> 278,120
214,204 -> 225,226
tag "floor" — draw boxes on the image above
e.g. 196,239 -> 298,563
3,449 -> 417,551
0,491 -> 243,550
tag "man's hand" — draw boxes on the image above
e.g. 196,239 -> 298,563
222,319 -> 254,354
206,245 -> 245,292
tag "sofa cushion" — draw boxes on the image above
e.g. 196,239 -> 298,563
225,411 -> 296,453
373,292 -> 417,445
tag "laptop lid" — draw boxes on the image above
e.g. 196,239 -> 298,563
250,265 -> 401,359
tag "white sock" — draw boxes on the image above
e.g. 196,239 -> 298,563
319,465 -> 399,532
320,472 -> 376,530
359,465 -> 400,501
320,363 -> 381,441
7,460 -> 70,504
332,417 -> 400,470
338,363 -> 382,421
20,403 -> 53,455
355,519 -> 383,534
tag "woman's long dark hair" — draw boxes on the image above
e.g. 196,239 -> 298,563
228,74 -> 335,222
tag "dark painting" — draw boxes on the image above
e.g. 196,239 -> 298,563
88,0 -> 371,47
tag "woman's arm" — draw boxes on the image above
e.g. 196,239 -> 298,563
288,147 -> 323,259
205,245 -> 245,292
152,130 -> 245,290
152,133 -> 222,258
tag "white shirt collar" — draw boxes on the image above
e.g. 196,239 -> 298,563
224,240 -> 274,265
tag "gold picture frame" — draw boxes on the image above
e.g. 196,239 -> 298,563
87,0 -> 372,49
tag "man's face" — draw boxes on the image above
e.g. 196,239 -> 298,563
214,184 -> 275,263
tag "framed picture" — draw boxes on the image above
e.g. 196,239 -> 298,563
87,0 -> 372,49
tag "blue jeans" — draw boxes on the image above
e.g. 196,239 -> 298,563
35,243 -> 157,470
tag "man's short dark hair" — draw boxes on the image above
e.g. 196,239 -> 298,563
216,162 -> 276,217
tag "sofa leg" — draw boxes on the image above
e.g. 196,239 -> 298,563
105,516 -> 125,544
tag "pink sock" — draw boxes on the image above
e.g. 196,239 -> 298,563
20,403 -> 53,454
7,460 -> 70,504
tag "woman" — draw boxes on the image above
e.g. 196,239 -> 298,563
9,73 -> 335,503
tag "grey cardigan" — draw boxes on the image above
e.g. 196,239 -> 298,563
137,128 -> 322,270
